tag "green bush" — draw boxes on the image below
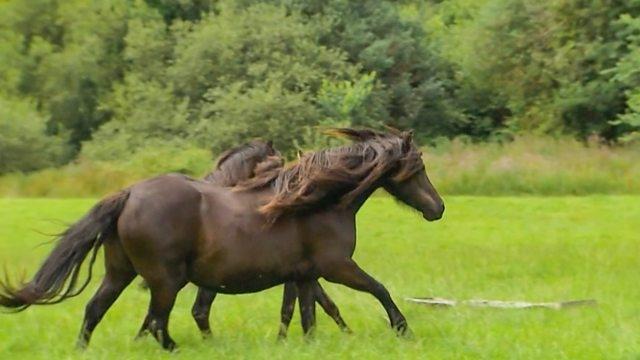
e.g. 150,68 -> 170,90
83,2 -> 370,159
0,96 -> 69,174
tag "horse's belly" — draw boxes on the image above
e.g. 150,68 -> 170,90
188,260 -> 295,294
188,210 -> 308,293
188,239 -> 307,294
203,270 -> 285,294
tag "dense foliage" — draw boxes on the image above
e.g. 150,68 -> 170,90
420,0 -> 640,140
1,0 -> 640,173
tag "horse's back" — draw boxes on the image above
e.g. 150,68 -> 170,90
117,174 -> 204,265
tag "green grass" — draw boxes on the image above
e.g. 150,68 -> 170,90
0,196 -> 638,359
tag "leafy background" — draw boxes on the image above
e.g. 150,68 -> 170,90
1,0 -> 640,193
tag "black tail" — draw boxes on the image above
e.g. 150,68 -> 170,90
0,190 -> 130,311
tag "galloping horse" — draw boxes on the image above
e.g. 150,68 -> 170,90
178,140 -> 350,338
0,128 -> 444,350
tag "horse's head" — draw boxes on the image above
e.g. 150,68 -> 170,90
249,128 -> 444,222
382,130 -> 444,221
322,127 -> 444,221
207,140 -> 283,186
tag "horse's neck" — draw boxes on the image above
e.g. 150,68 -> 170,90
338,157 -> 396,214
203,171 -> 217,182
346,181 -> 382,215
203,169 -> 248,187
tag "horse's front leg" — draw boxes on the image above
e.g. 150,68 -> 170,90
191,287 -> 217,337
313,282 -> 351,333
321,259 -> 409,335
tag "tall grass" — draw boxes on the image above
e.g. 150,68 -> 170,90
0,147 -> 212,197
425,136 -> 640,195
0,136 -> 638,197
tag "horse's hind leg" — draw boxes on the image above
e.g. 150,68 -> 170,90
191,287 -> 217,337
313,282 -> 351,333
278,282 -> 298,339
77,238 -> 136,349
297,280 -> 317,336
139,263 -> 187,350
136,313 -> 152,339
137,286 -> 217,339
146,284 -> 182,350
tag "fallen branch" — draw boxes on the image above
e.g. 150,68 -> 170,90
405,297 -> 597,309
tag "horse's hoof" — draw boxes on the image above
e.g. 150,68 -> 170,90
134,330 -> 149,340
393,321 -> 412,338
399,328 -> 414,339
200,330 -> 212,339
75,339 -> 88,351
164,341 -> 177,352
277,323 -> 290,341
302,331 -> 316,342
342,327 -> 354,335
401,328 -> 414,339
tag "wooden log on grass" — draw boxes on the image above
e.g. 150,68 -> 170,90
405,297 -> 597,309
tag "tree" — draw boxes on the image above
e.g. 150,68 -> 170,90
611,13 -> 640,142
281,0 -> 462,138
428,0 -> 640,140
0,96 -> 68,173
85,2 -> 368,158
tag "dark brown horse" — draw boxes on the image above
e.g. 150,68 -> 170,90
0,128 -> 444,350
182,140 -> 350,338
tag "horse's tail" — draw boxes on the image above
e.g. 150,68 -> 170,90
0,190 -> 130,311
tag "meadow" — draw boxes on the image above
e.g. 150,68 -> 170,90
0,196 -> 638,359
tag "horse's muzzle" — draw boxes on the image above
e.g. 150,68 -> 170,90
423,202 -> 444,221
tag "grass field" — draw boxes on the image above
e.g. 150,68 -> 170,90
0,196 -> 638,359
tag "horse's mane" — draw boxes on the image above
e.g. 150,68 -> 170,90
235,128 -> 424,222
204,140 -> 283,186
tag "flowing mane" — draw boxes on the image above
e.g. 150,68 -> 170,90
236,128 -> 424,222
203,140 -> 283,186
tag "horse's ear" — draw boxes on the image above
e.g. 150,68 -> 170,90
215,148 -> 235,168
265,140 -> 280,156
324,128 -> 379,142
401,130 -> 414,152
383,124 -> 402,136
